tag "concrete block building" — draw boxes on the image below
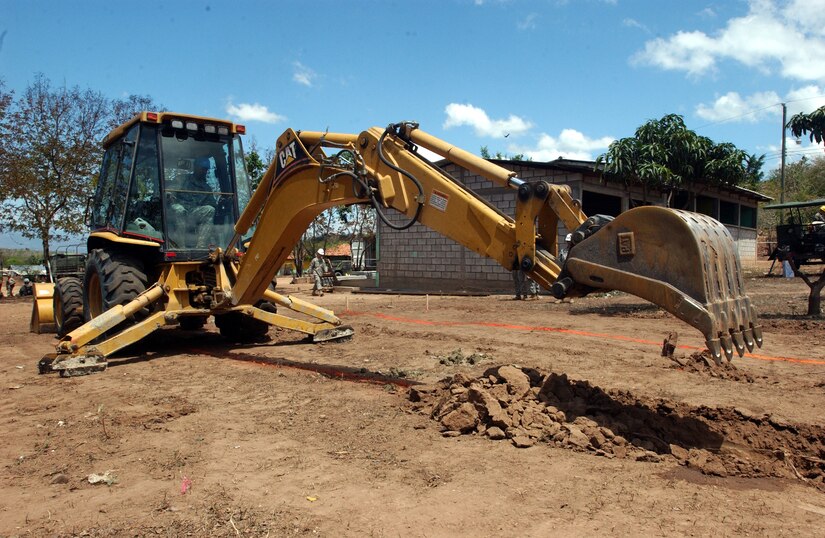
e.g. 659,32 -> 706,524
377,158 -> 770,292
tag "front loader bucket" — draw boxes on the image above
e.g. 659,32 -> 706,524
30,282 -> 56,334
559,206 -> 762,363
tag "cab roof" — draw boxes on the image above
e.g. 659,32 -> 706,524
763,198 -> 825,210
102,111 -> 244,148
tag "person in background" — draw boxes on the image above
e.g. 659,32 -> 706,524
512,268 -> 527,300
309,248 -> 332,297
813,205 -> 825,225
18,278 -> 33,296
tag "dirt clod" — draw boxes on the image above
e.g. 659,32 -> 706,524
668,351 -> 758,382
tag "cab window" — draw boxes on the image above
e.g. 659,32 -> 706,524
90,147 -> 117,229
108,125 -> 138,230
123,124 -> 163,240
161,130 -> 234,250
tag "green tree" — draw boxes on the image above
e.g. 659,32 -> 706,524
480,145 -> 529,161
0,75 -> 111,273
596,114 -> 763,207
243,139 -> 270,191
788,105 -> 825,145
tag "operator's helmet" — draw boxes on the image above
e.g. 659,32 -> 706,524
195,156 -> 211,170
23,278 -> 30,283
820,205 -> 825,213
317,248 -> 325,256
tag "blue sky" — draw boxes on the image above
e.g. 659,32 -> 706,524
2,0 -> 825,248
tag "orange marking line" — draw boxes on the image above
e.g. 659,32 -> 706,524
343,310 -> 825,367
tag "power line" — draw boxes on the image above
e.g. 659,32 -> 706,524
763,148 -> 824,161
694,93 -> 825,130
694,104 -> 778,130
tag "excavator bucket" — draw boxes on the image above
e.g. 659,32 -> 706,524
559,206 -> 762,363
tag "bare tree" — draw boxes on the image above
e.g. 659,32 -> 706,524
109,94 -> 165,130
336,204 -> 376,268
0,75 -> 110,273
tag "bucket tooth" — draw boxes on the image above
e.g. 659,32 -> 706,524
731,330 -> 746,358
752,323 -> 763,348
706,339 -> 723,366
742,327 -> 755,352
720,334 -> 734,362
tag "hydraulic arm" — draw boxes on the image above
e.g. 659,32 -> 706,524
232,122 -> 761,363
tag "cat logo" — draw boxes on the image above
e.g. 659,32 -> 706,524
278,141 -> 298,170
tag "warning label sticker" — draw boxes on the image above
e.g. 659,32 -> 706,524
429,189 -> 449,212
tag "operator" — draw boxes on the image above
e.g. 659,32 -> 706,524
309,248 -> 332,297
168,157 -> 216,249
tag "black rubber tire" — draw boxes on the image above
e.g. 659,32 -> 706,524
215,301 -> 275,342
54,276 -> 84,337
83,249 -> 149,323
179,316 -> 208,330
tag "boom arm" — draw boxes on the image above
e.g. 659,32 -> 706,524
232,122 -> 762,363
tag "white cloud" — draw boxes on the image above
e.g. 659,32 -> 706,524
694,85 -> 825,124
633,0 -> 825,81
293,62 -> 317,87
510,129 -> 615,161
226,102 -> 286,124
698,7 -> 716,18
518,13 -> 538,30
443,103 -> 533,138
786,85 -> 825,116
695,91 -> 781,122
622,18 -> 650,33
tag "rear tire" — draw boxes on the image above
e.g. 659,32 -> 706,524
54,277 -> 84,337
83,249 -> 149,323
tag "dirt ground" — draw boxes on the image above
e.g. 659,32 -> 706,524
2,273 -> 825,537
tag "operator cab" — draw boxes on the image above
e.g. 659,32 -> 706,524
88,112 -> 253,261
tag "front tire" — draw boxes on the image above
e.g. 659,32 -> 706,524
83,249 -> 149,322
54,277 -> 84,337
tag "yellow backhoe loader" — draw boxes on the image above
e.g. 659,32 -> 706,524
35,112 -> 762,376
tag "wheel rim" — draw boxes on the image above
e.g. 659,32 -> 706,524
87,271 -> 103,318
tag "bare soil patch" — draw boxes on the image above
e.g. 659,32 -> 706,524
2,275 -> 825,536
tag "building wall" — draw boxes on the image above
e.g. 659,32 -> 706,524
377,161 -> 761,291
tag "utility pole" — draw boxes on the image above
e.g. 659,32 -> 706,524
780,102 -> 787,223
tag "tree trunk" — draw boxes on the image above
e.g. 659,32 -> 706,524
41,235 -> 51,282
792,265 -> 825,317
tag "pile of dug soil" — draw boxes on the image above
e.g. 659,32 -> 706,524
409,365 -> 825,487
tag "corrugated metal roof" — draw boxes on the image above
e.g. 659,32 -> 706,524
482,157 -> 772,202
764,198 -> 825,210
